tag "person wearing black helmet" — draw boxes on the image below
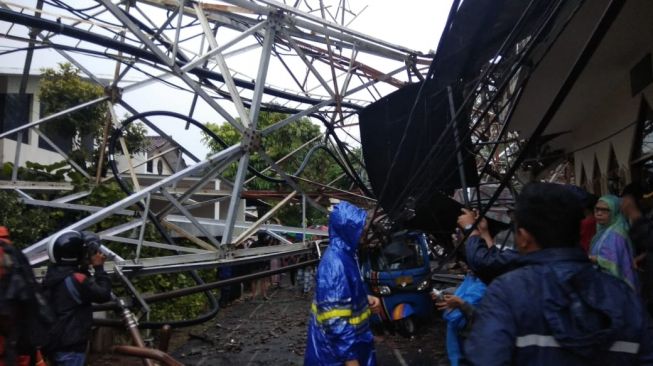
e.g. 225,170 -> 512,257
42,230 -> 111,366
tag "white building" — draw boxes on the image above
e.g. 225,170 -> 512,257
0,67 -> 64,167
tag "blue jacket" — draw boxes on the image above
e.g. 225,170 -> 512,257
465,235 -> 519,284
304,202 -> 376,366
444,274 -> 487,366
464,247 -> 653,366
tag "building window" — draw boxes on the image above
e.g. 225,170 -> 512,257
0,94 -> 30,143
146,158 -> 153,173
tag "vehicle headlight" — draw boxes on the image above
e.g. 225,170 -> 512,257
378,285 -> 392,296
416,279 -> 430,291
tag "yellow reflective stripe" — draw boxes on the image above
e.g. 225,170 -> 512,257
348,308 -> 371,325
312,304 -> 352,323
312,303 -> 371,326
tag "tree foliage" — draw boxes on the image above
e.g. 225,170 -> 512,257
38,63 -> 147,173
39,62 -> 107,142
0,190 -> 62,250
203,110 -> 352,226
203,110 -> 322,189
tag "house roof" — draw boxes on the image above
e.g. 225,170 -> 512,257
144,135 -> 189,172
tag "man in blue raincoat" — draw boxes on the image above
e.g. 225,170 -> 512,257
304,201 -> 380,366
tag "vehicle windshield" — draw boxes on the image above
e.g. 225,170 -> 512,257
370,236 -> 424,271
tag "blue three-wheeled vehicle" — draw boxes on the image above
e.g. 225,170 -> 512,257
361,231 -> 433,336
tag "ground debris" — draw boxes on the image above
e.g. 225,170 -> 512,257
171,280 -> 447,365
214,322 -> 234,331
188,331 -> 214,345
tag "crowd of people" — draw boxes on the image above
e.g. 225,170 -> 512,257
3,181 -> 653,365
458,183 -> 653,365
306,184 -> 653,365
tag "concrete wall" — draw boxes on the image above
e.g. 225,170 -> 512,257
572,81 -> 645,194
571,73 -> 653,194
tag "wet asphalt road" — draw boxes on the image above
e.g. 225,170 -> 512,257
172,283 -> 448,366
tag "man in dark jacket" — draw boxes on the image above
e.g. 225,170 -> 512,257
463,234 -> 519,284
304,201 -> 380,366
43,230 -> 112,366
464,182 -> 653,365
459,209 -> 519,284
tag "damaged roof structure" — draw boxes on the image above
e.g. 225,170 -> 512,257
359,0 -> 652,234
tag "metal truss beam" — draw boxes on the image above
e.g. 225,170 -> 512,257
24,143 -> 242,264
99,0 -> 245,132
0,0 -> 416,301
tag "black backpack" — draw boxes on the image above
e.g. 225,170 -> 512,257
0,242 -> 56,363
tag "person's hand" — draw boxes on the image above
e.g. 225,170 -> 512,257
90,251 -> 106,267
477,217 -> 495,247
345,360 -> 360,366
436,295 -> 464,311
367,295 -> 381,315
457,208 -> 476,229
457,208 -> 482,238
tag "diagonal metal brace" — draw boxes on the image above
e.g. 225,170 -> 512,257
114,264 -> 151,315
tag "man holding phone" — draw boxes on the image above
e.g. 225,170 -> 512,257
43,230 -> 112,366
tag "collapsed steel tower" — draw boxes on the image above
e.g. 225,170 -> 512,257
0,0 -> 431,279
0,0 -> 627,328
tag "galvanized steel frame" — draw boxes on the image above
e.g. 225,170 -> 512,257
0,0 -> 425,275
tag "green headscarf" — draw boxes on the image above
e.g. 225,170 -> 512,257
589,194 -> 637,290
591,194 -> 630,247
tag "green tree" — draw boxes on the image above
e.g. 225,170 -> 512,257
39,63 -> 146,174
39,63 -> 107,146
203,110 -> 353,226
0,190 -> 62,250
0,62 -> 152,248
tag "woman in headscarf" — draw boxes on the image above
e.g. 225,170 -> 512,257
589,194 -> 638,290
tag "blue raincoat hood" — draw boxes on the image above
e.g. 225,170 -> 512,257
328,201 -> 367,253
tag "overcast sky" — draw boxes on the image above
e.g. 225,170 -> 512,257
0,0 -> 454,159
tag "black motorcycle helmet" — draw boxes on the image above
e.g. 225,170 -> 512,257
48,230 -> 85,265
80,231 -> 101,254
